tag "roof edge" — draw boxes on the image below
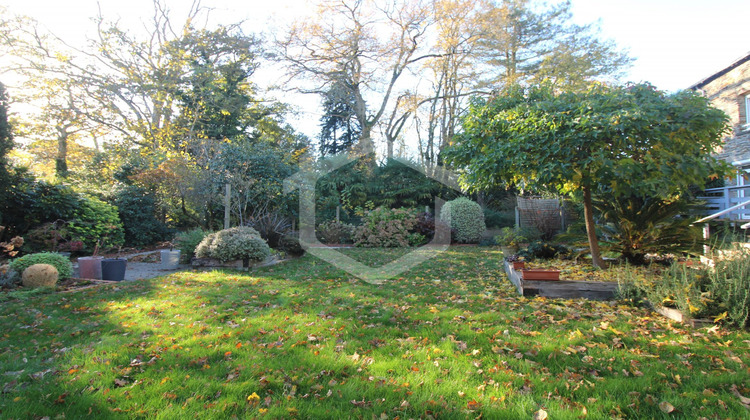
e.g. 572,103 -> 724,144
689,50 -> 750,90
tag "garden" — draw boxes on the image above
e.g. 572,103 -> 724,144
1,247 -> 749,419
1,0 -> 750,418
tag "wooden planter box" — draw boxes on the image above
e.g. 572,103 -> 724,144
520,268 -> 560,281
511,261 -> 526,270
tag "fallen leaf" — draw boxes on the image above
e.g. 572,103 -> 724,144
730,384 -> 750,408
658,401 -> 675,413
532,408 -> 548,420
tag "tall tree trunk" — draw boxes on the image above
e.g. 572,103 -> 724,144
582,184 -> 604,268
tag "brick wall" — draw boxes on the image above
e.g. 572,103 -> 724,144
696,57 -> 750,163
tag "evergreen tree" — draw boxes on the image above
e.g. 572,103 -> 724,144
0,82 -> 14,225
319,80 -> 360,156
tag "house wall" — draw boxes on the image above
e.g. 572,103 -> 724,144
696,58 -> 750,163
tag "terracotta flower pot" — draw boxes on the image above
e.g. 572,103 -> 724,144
511,261 -> 526,270
520,268 -> 560,281
78,256 -> 103,280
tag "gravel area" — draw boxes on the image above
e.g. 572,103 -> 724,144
73,249 -> 190,281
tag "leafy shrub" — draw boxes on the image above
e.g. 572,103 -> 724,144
413,212 -> 453,244
21,220 -> 68,253
195,226 -> 270,263
3,178 -> 81,237
519,241 -> 570,260
354,207 -> 418,248
67,196 -> 125,252
712,250 -> 750,328
478,235 -> 497,247
316,220 -> 355,244
111,185 -> 171,247
175,228 -> 210,263
495,227 -> 527,249
594,194 -> 703,265
9,252 -> 73,279
439,197 -> 486,244
483,208 -> 515,229
0,264 -> 19,288
279,231 -> 305,257
247,213 -> 292,249
621,248 -> 750,328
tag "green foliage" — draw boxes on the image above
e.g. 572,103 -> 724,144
9,252 -> 73,280
483,208 -> 515,229
111,185 -> 171,247
0,175 -> 80,239
495,227 -> 527,248
712,251 -> 750,328
278,231 -> 305,257
319,78 -> 360,156
446,84 -> 730,197
445,83 -> 731,265
246,212 -> 292,249
440,197 -> 486,244
194,226 -> 270,263
174,228 -> 210,263
315,158 -> 459,221
594,193 -> 704,265
316,220 -> 355,244
354,207 -> 419,248
67,196 -> 124,252
0,82 -> 13,219
621,248 -> 750,328
519,241 -> 570,261
0,264 -> 20,287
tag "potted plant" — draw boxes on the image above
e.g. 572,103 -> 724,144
160,242 -> 181,270
495,227 -> 527,255
77,240 -> 104,280
101,247 -> 127,282
505,254 -> 526,270
520,268 -> 561,281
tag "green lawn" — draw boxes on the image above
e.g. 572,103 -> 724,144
1,247 -> 749,419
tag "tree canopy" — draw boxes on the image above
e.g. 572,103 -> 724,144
444,83 -> 731,267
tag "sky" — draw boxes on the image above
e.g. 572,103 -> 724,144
2,0 -> 749,139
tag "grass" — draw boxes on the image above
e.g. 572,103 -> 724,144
0,247 -> 749,419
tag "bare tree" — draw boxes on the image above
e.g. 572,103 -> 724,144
276,0 -> 437,157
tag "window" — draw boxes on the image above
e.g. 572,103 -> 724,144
745,94 -> 750,130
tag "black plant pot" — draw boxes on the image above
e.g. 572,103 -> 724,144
101,258 -> 127,281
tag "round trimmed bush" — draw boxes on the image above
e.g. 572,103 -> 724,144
9,252 -> 73,279
195,226 -> 270,263
440,197 -> 486,244
22,264 -> 58,288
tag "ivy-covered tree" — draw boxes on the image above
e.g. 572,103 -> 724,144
444,83 -> 730,267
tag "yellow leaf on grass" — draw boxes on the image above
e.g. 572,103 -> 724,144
247,392 -> 260,405
532,408 -> 548,420
714,312 -> 728,323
